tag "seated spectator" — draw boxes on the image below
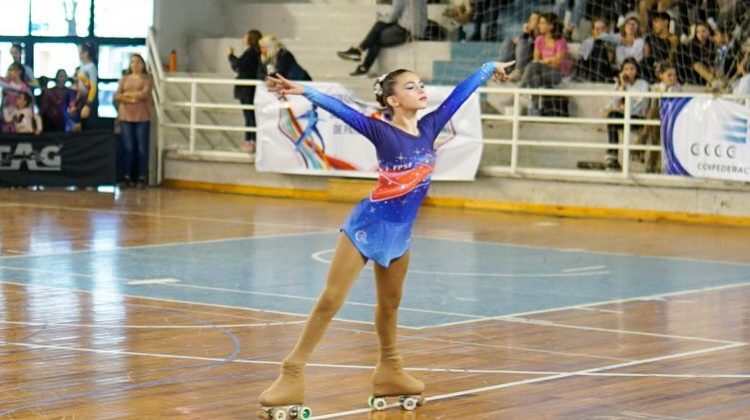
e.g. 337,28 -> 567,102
3,92 -> 42,135
336,0 -> 427,76
577,17 -> 617,82
641,11 -> 678,83
258,35 -> 312,81
521,13 -> 570,115
615,15 -> 645,67
39,69 -> 77,132
635,61 -> 681,173
733,55 -> 750,96
9,43 -> 36,87
604,57 -> 649,171
1,63 -> 31,133
443,0 -> 473,41
706,24 -> 743,88
553,0 -> 586,41
675,21 -> 715,85
637,0 -> 677,35
499,10 -> 540,82
677,0 -> 717,41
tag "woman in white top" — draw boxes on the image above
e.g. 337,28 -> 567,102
615,15 -> 645,66
605,57 -> 650,171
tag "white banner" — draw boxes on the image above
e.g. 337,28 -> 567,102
254,82 -> 484,180
662,97 -> 750,181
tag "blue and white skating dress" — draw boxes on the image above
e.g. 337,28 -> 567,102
302,62 -> 496,267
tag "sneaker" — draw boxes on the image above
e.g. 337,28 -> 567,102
508,68 -> 523,83
337,47 -> 361,61
605,158 -> 622,172
349,66 -> 369,77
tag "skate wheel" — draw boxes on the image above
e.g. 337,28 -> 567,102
270,408 -> 287,420
401,396 -> 418,411
299,406 -> 312,419
368,396 -> 387,411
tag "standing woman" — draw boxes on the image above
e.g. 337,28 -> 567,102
228,29 -> 263,153
257,35 -> 312,82
77,42 -> 98,129
257,60 -> 514,419
114,54 -> 152,188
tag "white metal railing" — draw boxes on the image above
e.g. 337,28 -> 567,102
145,35 -> 750,187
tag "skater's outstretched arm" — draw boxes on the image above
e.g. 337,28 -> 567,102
422,61 -> 514,138
266,74 -> 383,144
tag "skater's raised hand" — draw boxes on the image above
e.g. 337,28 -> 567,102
491,60 -> 516,83
266,74 -> 304,97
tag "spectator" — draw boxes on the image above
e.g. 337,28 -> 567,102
39,69 -> 76,132
637,0 -> 676,36
641,11 -> 677,82
468,0 -> 503,41
604,57 -> 649,171
554,0 -> 587,41
114,54 -> 153,188
675,21 -> 715,85
732,55 -> 750,96
336,0 -> 427,76
442,0 -> 473,41
635,61 -> 681,173
3,91 -> 42,135
1,63 -> 31,133
77,42 -> 98,129
228,29 -> 263,153
258,36 -> 312,81
9,43 -> 36,87
615,15 -> 645,66
708,24 -> 743,87
499,10 -> 540,82
677,0 -> 718,41
521,13 -> 570,115
577,16 -> 617,82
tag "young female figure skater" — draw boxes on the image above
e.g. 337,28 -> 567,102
258,60 -> 514,419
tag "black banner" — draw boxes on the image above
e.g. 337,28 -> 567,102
0,130 -> 116,186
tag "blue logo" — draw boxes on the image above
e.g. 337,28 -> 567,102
722,115 -> 749,144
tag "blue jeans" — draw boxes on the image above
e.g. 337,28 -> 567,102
120,121 -> 150,181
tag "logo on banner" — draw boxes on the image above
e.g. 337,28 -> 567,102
0,143 -> 62,171
721,115 -> 749,144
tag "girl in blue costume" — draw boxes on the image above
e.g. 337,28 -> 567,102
258,60 -> 514,419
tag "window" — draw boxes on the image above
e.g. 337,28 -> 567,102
98,45 -> 147,79
94,0 -> 153,38
98,81 -> 119,118
0,0 -> 31,36
31,0 -> 92,37
33,43 -> 80,80
0,43 -> 16,75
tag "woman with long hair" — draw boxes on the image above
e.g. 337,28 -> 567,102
114,53 -> 152,188
256,59 -> 514,419
228,29 -> 263,153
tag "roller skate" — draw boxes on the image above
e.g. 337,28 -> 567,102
367,356 -> 425,412
257,362 -> 312,420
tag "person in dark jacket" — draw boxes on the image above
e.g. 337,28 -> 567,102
228,29 -> 262,152
258,35 -> 312,82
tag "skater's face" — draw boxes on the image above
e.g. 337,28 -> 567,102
659,68 -> 677,86
386,72 -> 427,112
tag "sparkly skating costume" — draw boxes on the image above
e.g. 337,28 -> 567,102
302,62 -> 496,267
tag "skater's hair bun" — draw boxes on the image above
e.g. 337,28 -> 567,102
373,69 -> 410,110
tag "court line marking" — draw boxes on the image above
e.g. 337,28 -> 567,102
1,340 -> 747,380
0,320 -> 306,329
0,229 -> 338,260
313,342 -> 747,419
412,234 -> 750,268
418,280 -> 750,330
312,249 -> 612,278
11,202 -> 340,231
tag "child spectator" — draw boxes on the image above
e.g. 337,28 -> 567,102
577,17 -> 617,82
604,57 -> 649,171
3,91 -> 42,135
635,61 -> 681,173
39,69 -> 77,132
521,13 -> 570,114
641,11 -> 677,82
1,63 -> 31,133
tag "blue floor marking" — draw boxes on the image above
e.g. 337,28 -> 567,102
1,232 -> 748,327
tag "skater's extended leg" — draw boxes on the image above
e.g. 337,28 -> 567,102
371,252 -> 424,397
259,234 -> 367,407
